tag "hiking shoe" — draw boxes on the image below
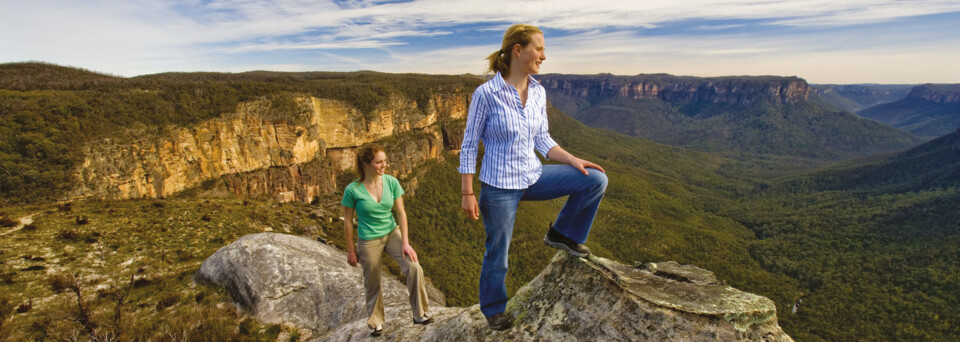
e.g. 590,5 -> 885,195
544,225 -> 590,258
413,316 -> 434,325
371,326 -> 383,337
485,312 -> 512,330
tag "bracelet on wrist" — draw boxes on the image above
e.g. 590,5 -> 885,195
462,193 -> 474,196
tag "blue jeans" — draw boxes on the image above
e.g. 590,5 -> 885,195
478,165 -> 608,317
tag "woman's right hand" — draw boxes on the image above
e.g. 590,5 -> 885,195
462,194 -> 479,220
347,250 -> 358,267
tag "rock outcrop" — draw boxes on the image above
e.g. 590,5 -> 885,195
70,92 -> 468,201
197,233 -> 793,341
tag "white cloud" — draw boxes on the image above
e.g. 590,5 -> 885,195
1,0 -> 958,82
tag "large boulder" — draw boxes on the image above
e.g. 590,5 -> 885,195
195,232 -> 444,338
197,233 -> 793,341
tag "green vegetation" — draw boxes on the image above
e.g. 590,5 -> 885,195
0,197 -> 326,341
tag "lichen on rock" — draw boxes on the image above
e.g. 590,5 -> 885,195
197,233 -> 793,341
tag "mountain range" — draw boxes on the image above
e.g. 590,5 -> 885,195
537,74 -> 921,163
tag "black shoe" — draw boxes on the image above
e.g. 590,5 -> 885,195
413,316 -> 434,325
371,326 -> 383,337
485,312 -> 512,331
544,225 -> 590,258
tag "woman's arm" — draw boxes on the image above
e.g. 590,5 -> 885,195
461,174 -> 479,220
393,197 -> 418,262
546,145 -> 606,174
342,206 -> 358,267
458,89 -> 487,220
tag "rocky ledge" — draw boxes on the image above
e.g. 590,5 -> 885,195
197,233 -> 792,341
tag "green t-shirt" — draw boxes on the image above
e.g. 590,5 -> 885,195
341,175 -> 405,240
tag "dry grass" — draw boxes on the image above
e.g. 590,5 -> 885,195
0,196 -> 343,341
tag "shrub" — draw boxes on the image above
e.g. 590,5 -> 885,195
155,293 -> 179,311
57,229 -> 81,242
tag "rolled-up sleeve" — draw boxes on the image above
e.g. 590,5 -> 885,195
458,88 -> 488,174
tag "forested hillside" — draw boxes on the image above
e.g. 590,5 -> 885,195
729,131 -> 960,340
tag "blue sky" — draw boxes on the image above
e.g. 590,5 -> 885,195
2,0 -> 959,84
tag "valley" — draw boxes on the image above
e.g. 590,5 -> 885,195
1,63 -> 958,341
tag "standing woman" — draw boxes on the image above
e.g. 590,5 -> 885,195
342,144 -> 433,337
459,24 -> 608,331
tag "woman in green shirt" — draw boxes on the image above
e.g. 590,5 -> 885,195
342,144 -> 433,337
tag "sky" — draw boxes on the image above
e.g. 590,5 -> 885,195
2,0 -> 959,84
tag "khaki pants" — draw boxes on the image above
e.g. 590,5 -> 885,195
357,228 -> 429,329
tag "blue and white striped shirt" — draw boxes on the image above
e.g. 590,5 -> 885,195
458,72 -> 558,189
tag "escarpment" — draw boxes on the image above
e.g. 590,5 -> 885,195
69,92 -> 468,201
906,84 -> 960,104
197,233 -> 794,341
538,74 -> 810,106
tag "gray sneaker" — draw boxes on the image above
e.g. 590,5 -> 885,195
486,312 -> 512,330
544,225 -> 590,258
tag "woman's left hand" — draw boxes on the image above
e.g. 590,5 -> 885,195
570,157 -> 606,175
402,243 -> 419,262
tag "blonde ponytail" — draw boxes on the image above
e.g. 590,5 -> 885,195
485,24 -> 543,78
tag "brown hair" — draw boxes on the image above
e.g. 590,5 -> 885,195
486,24 -> 543,78
354,144 -> 385,182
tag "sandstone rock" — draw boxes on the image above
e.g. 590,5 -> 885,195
198,233 -> 793,341
70,93 -> 468,201
196,233 -> 445,336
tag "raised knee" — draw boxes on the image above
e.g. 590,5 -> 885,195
589,169 -> 608,190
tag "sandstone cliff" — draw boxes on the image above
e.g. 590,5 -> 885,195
905,84 -> 960,104
197,233 -> 793,341
538,74 -> 810,106
69,92 -> 468,201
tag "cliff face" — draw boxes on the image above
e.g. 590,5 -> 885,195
69,92 -> 468,201
197,233 -> 793,341
538,74 -> 810,106
906,84 -> 960,104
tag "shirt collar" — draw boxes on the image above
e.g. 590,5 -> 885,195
493,71 -> 542,92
